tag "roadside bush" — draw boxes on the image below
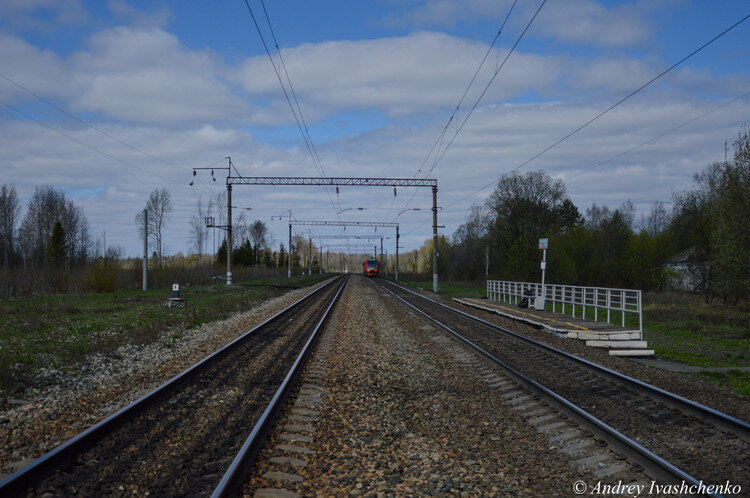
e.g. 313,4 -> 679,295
83,258 -> 120,293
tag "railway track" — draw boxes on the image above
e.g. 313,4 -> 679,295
379,279 -> 749,494
0,274 -> 348,497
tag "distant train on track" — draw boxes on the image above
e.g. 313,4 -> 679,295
362,258 -> 380,277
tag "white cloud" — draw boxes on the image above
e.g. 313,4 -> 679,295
380,0 -> 654,48
379,0 -> 503,29
233,32 -> 567,123
533,0 -> 653,48
70,26 -> 252,125
1,4 -> 748,256
0,34 -> 71,101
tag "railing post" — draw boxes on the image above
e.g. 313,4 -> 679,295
638,291 -> 643,339
572,287 -> 576,318
594,289 -> 598,322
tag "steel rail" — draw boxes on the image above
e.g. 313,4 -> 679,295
212,274 -> 348,497
378,281 -> 720,496
381,280 -> 750,440
0,275 -> 346,497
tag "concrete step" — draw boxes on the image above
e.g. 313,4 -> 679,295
585,340 -> 649,349
572,331 -> 640,341
609,349 -> 655,357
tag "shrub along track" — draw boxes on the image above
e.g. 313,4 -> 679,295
379,280 -> 749,490
1,275 -> 347,497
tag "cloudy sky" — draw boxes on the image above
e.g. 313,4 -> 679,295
1,0 -> 748,256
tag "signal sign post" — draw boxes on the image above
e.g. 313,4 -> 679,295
536,238 -> 548,310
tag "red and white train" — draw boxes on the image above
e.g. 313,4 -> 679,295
362,258 -> 380,277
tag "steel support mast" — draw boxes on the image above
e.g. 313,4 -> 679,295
432,185 -> 438,292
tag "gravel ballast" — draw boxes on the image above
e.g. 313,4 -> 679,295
4,275 -> 745,494
406,284 -> 750,422
0,279 -> 332,475
246,276 -> 633,496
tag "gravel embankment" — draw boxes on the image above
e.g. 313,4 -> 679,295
382,282 -> 749,487
247,276 -> 600,496
0,279 -> 332,476
406,284 -> 750,421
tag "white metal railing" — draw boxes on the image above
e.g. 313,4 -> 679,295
486,280 -> 642,337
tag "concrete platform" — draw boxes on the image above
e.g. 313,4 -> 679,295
609,349 -> 656,358
585,340 -> 649,349
454,297 -> 653,357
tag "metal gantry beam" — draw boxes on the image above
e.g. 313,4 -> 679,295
228,176 -> 436,188
291,220 -> 398,228
320,244 -> 374,250
290,220 -> 399,280
306,234 -> 392,240
210,173 -> 437,289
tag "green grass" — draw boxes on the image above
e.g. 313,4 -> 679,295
383,275 -> 486,299
692,370 -> 750,398
0,273 -> 331,394
641,293 -> 750,369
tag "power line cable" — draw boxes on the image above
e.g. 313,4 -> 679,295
567,92 -> 750,181
259,0 -> 339,212
1,98 -> 182,184
241,0 -> 338,214
426,0 -> 546,178
393,0 -> 536,220
413,0 -> 519,181
403,90 -> 749,239
0,71 -> 217,191
444,12 -> 750,210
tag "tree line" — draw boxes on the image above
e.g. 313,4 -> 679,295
420,125 -> 749,304
0,185 -> 92,271
4,126 -> 745,302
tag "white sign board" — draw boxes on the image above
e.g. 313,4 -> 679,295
539,238 -> 549,250
172,284 -> 179,292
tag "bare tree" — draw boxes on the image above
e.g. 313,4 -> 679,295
188,196 -> 210,257
234,210 -> 250,246
619,199 -> 636,229
248,220 -> 269,266
136,188 -> 173,266
213,191 -> 226,228
0,184 -> 20,268
644,201 -> 670,235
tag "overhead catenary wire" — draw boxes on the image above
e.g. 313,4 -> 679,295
413,0 -> 519,181
0,71 -> 220,193
392,0 -> 536,221
259,0 -> 328,181
400,91 -> 750,238
444,11 -> 750,211
1,98 -> 183,185
241,0 -> 339,214
567,92 -> 750,181
426,0 -> 545,179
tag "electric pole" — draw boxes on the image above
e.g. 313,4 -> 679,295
396,225 -> 400,282
227,183 -> 232,285
142,209 -> 148,291
432,185 -> 439,293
